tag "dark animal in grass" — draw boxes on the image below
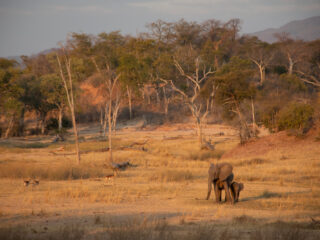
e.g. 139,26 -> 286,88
31,179 -> 40,186
109,161 -> 136,176
23,180 -> 30,187
105,174 -> 115,184
206,162 -> 234,204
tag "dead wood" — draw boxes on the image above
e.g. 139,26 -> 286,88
201,140 -> 215,150
162,135 -> 184,141
50,140 -> 149,155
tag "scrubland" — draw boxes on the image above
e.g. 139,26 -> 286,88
0,123 -> 319,239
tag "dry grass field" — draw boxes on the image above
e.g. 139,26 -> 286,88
0,123 -> 319,240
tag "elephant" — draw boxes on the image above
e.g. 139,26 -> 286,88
230,182 -> 244,202
206,162 -> 234,203
214,180 -> 244,203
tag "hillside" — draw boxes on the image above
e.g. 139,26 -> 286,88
250,16 -> 320,43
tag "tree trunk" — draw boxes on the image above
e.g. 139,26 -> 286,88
18,107 -> 25,136
99,105 -> 103,136
71,107 -> 81,164
58,107 -> 63,132
112,101 -> 120,133
103,103 -> 108,137
4,115 -> 14,139
147,92 -> 151,105
126,85 -> 132,120
56,53 -> 80,164
108,99 -> 113,163
40,112 -> 46,135
235,103 -> 251,144
197,120 -> 203,148
162,87 -> 169,116
288,58 -> 293,75
251,98 -> 257,137
156,89 -> 160,106
36,113 -> 40,132
259,65 -> 265,85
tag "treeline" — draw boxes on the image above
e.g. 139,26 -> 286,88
1,18 -> 319,142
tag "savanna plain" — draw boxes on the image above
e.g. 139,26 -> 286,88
0,123 -> 320,240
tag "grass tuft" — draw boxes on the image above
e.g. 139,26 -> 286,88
232,215 -> 257,224
235,158 -> 269,166
189,150 -> 224,161
0,142 -> 50,149
149,169 -> 194,182
0,163 -> 106,180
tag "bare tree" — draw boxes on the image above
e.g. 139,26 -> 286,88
162,57 -> 214,148
274,33 -> 305,75
92,58 -> 121,163
126,85 -> 133,119
295,40 -> 320,88
56,49 -> 81,164
245,40 -> 274,85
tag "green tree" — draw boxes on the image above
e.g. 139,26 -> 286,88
215,57 -> 256,144
0,58 -> 23,138
39,73 -> 66,132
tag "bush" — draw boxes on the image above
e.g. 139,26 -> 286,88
277,103 -> 314,134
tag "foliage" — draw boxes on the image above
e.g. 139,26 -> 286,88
277,103 -> 314,133
0,18 -> 319,139
214,57 -> 255,119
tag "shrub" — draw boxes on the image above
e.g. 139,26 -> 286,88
261,105 -> 280,132
235,158 -> 268,166
277,103 -> 314,134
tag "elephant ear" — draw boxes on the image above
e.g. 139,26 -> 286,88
213,167 -> 219,180
217,163 -> 233,181
239,183 -> 244,191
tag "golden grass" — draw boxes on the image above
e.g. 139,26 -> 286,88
0,124 -> 319,239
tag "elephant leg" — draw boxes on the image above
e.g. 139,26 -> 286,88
236,191 -> 240,202
207,177 -> 214,200
230,185 -> 236,202
214,184 -> 221,203
223,181 -> 233,204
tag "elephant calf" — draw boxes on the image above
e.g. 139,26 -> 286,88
216,180 -> 244,203
230,182 -> 244,202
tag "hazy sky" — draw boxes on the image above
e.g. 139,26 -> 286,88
0,0 -> 319,57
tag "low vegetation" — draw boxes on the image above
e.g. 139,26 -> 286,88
0,125 -> 319,240
0,162 -> 106,180
0,218 -> 317,240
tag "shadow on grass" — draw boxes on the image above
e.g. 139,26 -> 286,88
240,190 -> 311,202
0,141 -> 50,149
1,212 -> 318,240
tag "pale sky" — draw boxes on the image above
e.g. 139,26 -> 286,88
0,0 -> 319,57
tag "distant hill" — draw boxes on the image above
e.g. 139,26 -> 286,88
250,16 -> 320,43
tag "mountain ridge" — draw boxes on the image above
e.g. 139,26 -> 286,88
249,16 -> 320,43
